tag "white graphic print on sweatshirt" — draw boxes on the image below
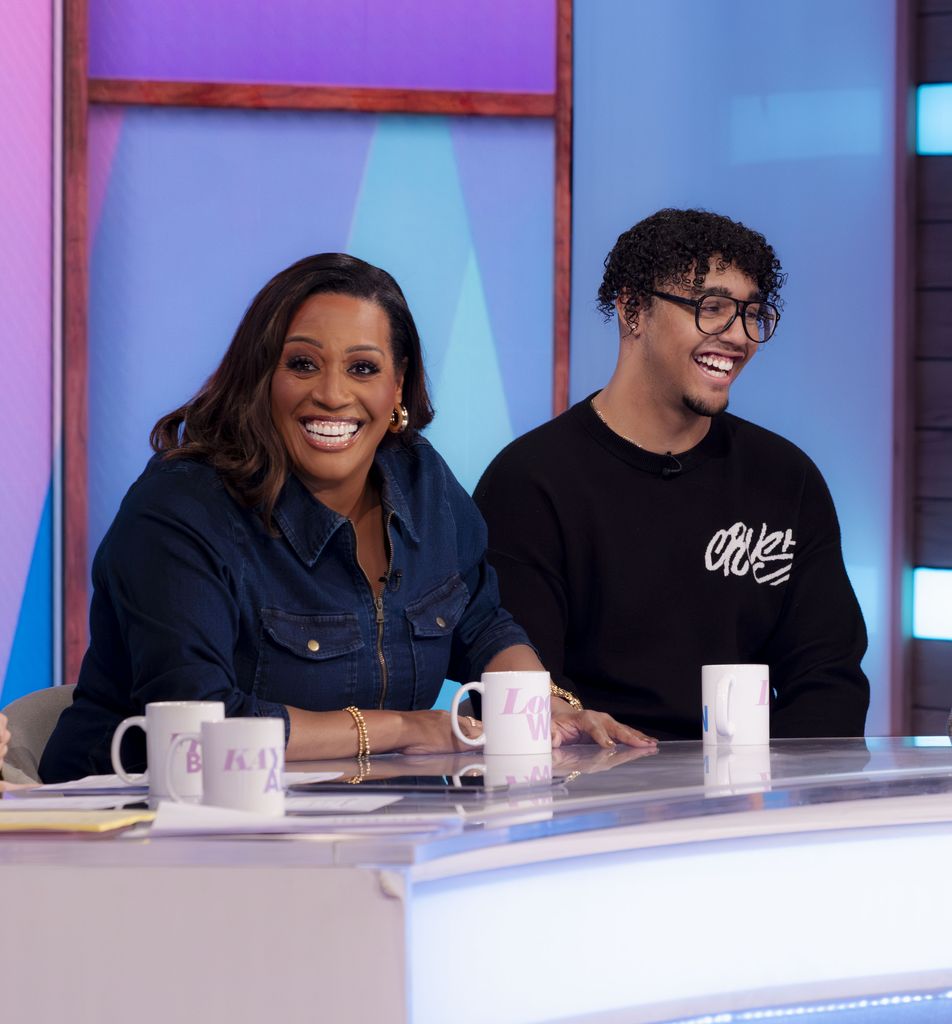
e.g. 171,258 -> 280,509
704,522 -> 796,586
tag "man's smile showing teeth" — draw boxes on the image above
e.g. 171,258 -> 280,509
694,353 -> 735,379
300,418 -> 361,448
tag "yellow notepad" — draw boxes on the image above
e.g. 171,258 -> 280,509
0,809 -> 155,834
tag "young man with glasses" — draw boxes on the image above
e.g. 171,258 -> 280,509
475,208 -> 869,740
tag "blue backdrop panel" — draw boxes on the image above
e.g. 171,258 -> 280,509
571,0 -> 898,732
2,484 -> 53,703
89,107 -> 553,564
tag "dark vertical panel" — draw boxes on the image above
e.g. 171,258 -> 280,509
917,430 -> 952,497
63,0 -> 89,685
912,638 -> 952,712
915,498 -> 952,566
917,291 -> 952,357
916,359 -> 952,427
916,156 -> 952,220
918,12 -> 952,79
918,221 -> 952,288
911,706 -> 950,733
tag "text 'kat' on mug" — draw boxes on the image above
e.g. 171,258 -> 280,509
450,671 -> 552,757
701,664 -> 770,747
110,700 -> 225,799
166,717 -> 285,816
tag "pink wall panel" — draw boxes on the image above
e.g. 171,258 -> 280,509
0,1 -> 53,692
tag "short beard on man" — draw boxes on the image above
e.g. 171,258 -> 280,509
683,393 -> 728,418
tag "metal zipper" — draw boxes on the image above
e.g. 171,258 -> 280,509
352,512 -> 397,712
373,511 -> 396,709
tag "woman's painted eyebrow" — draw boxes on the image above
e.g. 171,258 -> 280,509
283,336 -> 385,356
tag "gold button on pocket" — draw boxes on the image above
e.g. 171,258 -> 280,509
435,616 -> 446,629
307,639 -> 320,652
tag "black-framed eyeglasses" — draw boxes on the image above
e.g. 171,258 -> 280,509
650,290 -> 780,343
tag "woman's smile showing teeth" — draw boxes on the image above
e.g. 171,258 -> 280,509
300,417 -> 361,449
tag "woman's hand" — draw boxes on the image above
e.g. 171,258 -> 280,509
396,709 -> 483,755
551,706 -> 656,750
0,711 -> 9,770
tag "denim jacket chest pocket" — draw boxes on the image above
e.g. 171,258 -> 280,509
254,609 -> 364,711
404,573 -> 469,709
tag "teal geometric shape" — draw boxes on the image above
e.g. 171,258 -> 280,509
918,84 -> 952,155
1,483 -> 53,705
913,567 -> 952,642
346,115 -> 473,390
427,250 -> 513,494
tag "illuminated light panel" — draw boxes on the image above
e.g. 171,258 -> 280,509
913,567 -> 952,641
665,987 -> 952,1022
917,84 -> 952,155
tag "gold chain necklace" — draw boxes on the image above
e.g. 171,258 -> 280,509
590,398 -> 643,449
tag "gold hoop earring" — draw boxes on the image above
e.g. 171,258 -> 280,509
388,403 -> 409,434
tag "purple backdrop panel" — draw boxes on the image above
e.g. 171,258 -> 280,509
89,0 -> 555,92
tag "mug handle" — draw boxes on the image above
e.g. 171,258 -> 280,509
716,676 -> 735,739
165,732 -> 201,803
449,683 -> 485,747
110,715 -> 147,784
451,763 -> 486,787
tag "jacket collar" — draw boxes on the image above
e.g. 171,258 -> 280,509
273,450 -> 420,567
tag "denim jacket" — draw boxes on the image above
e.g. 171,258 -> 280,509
40,438 -> 530,781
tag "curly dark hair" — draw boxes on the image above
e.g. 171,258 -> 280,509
150,253 -> 434,531
597,208 -> 786,329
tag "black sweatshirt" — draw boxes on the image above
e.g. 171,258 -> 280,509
474,395 -> 870,740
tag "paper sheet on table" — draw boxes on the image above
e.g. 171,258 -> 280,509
148,799 -> 458,837
36,770 -> 341,795
36,773 -> 147,794
0,794 -> 148,811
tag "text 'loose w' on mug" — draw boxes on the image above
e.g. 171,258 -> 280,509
449,670 -> 552,757
166,717 -> 286,816
701,664 -> 770,747
110,700 -> 225,799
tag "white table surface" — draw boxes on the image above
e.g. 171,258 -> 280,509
3,737 -> 952,1024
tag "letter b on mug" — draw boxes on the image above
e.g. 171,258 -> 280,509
701,664 -> 770,747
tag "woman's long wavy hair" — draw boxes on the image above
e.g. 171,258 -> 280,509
150,253 -> 434,530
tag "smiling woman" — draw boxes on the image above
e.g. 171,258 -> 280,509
39,255 -> 651,782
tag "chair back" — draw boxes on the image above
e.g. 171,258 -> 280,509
1,684 -> 76,783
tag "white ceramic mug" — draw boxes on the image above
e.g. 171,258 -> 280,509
701,664 -> 770,746
166,717 -> 285,816
703,746 -> 772,794
450,671 -> 552,757
110,700 -> 224,798
452,751 -> 554,790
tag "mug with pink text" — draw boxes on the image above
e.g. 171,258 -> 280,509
166,717 -> 286,816
701,664 -> 770,747
110,700 -> 224,799
450,671 -> 552,757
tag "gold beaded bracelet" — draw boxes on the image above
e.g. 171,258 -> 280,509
550,683 -> 583,712
345,757 -> 372,785
343,705 -> 370,759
